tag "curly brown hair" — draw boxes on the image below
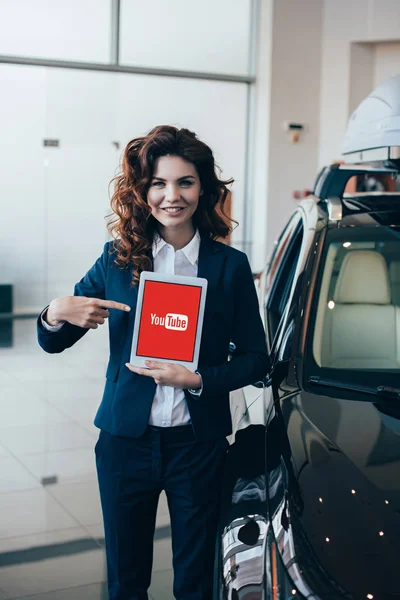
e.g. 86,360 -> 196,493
107,125 -> 236,285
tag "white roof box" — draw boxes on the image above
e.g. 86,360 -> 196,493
341,73 -> 400,164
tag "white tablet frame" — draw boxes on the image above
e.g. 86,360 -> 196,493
129,271 -> 208,372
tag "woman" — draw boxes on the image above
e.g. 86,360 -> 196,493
37,125 -> 269,600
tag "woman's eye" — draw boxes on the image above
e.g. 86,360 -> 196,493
151,180 -> 192,188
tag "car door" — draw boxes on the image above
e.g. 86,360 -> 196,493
227,212 -> 304,435
263,201 -> 319,411
283,223 -> 400,599
263,211 -> 302,351
263,201 -> 325,598
217,209 -> 309,600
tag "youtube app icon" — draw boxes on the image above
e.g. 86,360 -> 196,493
136,280 -> 202,362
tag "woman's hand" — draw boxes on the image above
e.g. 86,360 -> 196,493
126,360 -> 201,389
45,296 -> 130,329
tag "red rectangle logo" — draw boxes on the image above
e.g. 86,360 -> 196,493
136,281 -> 202,361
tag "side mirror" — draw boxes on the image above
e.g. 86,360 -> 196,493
237,519 -> 260,546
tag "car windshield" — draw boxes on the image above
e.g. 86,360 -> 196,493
312,226 -> 400,371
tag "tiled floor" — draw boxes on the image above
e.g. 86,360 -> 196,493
0,319 -> 174,599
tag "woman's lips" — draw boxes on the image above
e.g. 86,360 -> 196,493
161,207 -> 185,213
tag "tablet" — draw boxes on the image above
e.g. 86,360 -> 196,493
129,271 -> 208,371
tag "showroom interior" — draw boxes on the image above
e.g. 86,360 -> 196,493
1,0 -> 400,598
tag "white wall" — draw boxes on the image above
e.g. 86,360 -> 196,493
374,42 -> 400,86
349,43 -> 375,115
348,41 -> 400,116
251,0 -> 323,266
253,0 -> 400,272
319,0 -> 400,167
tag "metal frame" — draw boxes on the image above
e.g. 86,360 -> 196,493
241,0 -> 260,263
110,0 -> 121,65
0,54 -> 255,84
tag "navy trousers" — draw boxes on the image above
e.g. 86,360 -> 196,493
95,425 -> 228,600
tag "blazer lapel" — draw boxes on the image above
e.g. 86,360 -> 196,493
197,235 -> 227,317
115,249 -> 154,360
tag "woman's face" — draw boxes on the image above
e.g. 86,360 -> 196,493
147,155 -> 202,232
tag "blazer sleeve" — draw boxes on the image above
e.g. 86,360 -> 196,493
37,242 -> 110,354
198,254 -> 270,396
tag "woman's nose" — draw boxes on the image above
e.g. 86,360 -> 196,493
165,184 -> 180,201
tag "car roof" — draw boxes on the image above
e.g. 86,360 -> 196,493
311,164 -> 400,228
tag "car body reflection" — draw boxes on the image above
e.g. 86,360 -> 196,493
219,425 -> 268,600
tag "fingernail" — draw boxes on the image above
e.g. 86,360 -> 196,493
125,306 -> 131,311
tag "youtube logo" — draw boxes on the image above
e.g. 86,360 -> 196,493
151,313 -> 188,331
136,279 -> 203,362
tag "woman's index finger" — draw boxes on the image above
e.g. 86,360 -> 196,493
97,299 -> 131,312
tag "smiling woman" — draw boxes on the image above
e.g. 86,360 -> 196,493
37,124 -> 269,600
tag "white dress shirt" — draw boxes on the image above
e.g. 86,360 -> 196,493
148,230 -> 200,427
41,230 -> 202,428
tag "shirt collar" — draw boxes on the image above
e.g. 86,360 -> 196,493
152,229 -> 200,265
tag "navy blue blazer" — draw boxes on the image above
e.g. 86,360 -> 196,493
37,235 -> 269,441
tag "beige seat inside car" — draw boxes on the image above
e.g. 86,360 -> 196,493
321,250 -> 400,369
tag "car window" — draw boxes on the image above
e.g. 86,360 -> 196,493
265,219 -> 304,350
312,227 -> 400,372
265,214 -> 301,295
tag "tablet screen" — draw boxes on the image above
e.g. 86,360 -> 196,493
135,280 -> 202,362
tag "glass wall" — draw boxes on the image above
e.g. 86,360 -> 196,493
0,69 -> 248,314
0,0 -> 254,74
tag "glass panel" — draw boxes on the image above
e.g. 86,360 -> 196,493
0,65 -> 47,312
265,214 -> 301,295
119,0 -> 253,76
44,68 -> 119,302
0,0 -> 112,63
45,69 -> 117,144
313,229 -> 400,370
266,223 -> 303,346
45,143 -> 119,302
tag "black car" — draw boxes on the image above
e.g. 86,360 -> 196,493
216,162 -> 400,600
